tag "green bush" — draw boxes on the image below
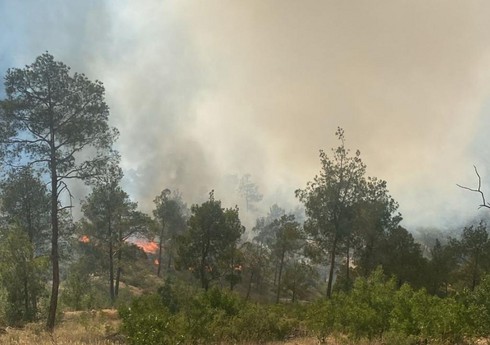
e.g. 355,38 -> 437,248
306,269 -> 397,342
119,294 -> 184,345
230,303 -> 297,343
341,268 -> 396,340
119,285 -> 297,344
305,269 -> 477,344
467,275 -> 490,337
390,284 -> 429,338
306,298 -> 337,343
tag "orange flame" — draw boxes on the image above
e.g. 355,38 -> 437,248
79,235 -> 90,243
133,240 -> 159,254
154,259 -> 159,265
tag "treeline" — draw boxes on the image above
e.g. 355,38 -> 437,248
119,269 -> 490,345
1,53 -> 490,343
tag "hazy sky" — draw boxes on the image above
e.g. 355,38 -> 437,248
2,0 -> 490,231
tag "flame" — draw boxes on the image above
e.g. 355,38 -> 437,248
154,259 -> 159,265
133,239 -> 159,254
79,235 -> 90,243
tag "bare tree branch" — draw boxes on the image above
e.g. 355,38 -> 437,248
457,165 -> 490,209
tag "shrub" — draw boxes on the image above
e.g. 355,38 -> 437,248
119,294 -> 184,345
467,274 -> 490,337
230,303 -> 297,343
119,286 -> 297,344
306,298 -> 337,343
342,268 -> 396,340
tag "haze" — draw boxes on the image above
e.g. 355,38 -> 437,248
2,0 -> 490,231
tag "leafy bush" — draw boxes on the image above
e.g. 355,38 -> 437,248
230,303 -> 298,343
119,294 -> 184,345
467,274 -> 490,337
339,268 -> 396,340
306,269 -> 478,344
119,284 -> 296,344
306,297 -> 338,343
390,284 -> 429,337
388,283 -> 468,343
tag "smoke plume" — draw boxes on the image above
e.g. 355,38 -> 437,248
2,0 -> 490,230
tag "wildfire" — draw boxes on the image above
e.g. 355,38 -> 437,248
79,235 -> 90,243
133,239 -> 159,254
154,258 -> 159,265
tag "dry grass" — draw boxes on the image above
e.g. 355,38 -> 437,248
0,310 -> 390,345
0,310 -> 122,345
267,338 -> 319,345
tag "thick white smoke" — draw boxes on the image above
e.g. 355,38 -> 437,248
2,0 -> 490,231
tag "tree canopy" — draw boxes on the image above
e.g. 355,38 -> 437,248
0,52 -> 118,330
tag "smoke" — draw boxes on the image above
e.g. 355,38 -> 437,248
2,1 -> 490,230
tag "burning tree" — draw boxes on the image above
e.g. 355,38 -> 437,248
81,158 -> 151,304
0,53 -> 117,330
153,189 -> 188,277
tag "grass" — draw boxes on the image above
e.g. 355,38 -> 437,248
0,309 -> 397,345
0,313 -> 320,345
0,310 -> 122,345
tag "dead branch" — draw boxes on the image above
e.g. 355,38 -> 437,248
457,165 -> 490,209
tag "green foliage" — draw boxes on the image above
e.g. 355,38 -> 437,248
0,168 -> 50,251
389,284 -> 466,342
119,284 -> 297,344
61,261 -> 112,311
155,280 -> 177,314
306,269 -> 482,344
81,157 -> 152,305
297,128 -> 402,297
382,226 -> 428,288
119,294 -> 183,345
177,191 -> 244,290
1,52 -> 118,330
467,274 -> 490,337
449,222 -> 490,291
282,260 -> 318,302
306,269 -> 395,342
342,268 -> 396,339
153,189 -> 189,276
306,297 -> 339,343
0,227 -> 49,325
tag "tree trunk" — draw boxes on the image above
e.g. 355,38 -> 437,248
115,247 -> 122,298
200,255 -> 208,291
276,250 -> 285,303
109,238 -> 115,304
115,225 -> 123,298
273,262 -> 278,286
200,235 -> 210,291
201,271 -> 209,291
167,252 -> 172,271
24,275 -> 29,320
471,254 -> 479,291
46,148 -> 59,332
246,271 -> 254,300
115,267 -> 122,297
326,234 -> 338,299
346,236 -> 350,288
229,249 -> 235,291
157,225 -> 164,277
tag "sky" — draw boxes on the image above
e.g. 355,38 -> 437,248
2,0 -> 490,232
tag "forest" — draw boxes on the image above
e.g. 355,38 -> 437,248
1,54 -> 490,345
